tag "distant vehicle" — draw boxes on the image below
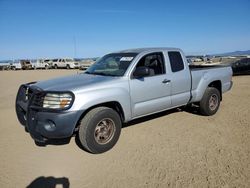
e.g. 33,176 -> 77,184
186,58 -> 193,65
16,47 -> 233,154
31,59 -> 50,69
79,59 -> 96,70
19,60 -> 32,70
52,58 -> 79,69
231,58 -> 250,75
0,61 -> 12,70
43,59 -> 53,66
193,58 -> 202,62
11,60 -> 22,70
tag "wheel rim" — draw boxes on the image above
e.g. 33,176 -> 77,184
209,94 -> 218,111
94,118 -> 116,145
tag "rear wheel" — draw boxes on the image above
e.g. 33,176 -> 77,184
78,107 -> 121,154
54,64 -> 58,69
66,64 -> 70,69
199,87 -> 220,116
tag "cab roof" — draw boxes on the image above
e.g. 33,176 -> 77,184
116,47 -> 181,54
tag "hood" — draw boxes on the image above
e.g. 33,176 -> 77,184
34,73 -> 118,91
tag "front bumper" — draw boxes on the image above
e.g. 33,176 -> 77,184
15,84 -> 83,143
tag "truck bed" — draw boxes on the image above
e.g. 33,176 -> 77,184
189,64 -> 230,71
189,64 -> 233,103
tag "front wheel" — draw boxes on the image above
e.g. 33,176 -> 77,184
78,107 -> 122,154
199,87 -> 221,116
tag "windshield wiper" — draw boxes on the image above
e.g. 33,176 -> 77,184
84,71 -> 116,76
94,72 -> 112,76
90,72 -> 115,76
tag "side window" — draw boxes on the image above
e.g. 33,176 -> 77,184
135,52 -> 165,77
168,51 -> 184,72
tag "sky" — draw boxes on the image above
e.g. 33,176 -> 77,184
0,0 -> 250,60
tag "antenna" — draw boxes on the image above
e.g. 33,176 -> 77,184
73,36 -> 77,58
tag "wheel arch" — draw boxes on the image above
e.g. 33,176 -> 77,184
208,80 -> 222,100
75,101 -> 125,129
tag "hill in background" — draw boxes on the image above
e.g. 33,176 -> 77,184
212,50 -> 250,56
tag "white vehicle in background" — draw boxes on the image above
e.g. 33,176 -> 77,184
52,58 -> 79,69
193,58 -> 203,62
0,61 -> 12,70
186,58 -> 193,65
31,59 -> 50,69
10,60 -> 22,70
43,59 -> 53,67
79,59 -> 96,70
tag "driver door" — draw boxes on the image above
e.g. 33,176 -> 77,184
129,52 -> 172,118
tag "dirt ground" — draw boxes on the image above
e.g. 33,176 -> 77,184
0,70 -> 249,188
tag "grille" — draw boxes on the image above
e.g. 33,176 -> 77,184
21,85 -> 44,107
27,88 -> 33,101
31,93 -> 45,107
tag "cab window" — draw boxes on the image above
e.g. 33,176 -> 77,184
135,52 -> 165,77
168,51 -> 184,72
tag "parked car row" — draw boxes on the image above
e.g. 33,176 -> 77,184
1,58 -> 97,70
10,60 -> 32,70
186,56 -> 250,76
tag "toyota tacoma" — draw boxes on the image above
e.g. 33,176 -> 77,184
16,48 -> 233,153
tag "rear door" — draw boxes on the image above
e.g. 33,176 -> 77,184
129,52 -> 172,118
167,51 -> 191,107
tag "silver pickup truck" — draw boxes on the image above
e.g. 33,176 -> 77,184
16,48 -> 233,153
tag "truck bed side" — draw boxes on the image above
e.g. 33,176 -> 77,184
190,65 -> 233,102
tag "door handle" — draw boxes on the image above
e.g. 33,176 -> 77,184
162,79 -> 171,84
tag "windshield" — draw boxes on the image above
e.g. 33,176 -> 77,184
85,53 -> 137,76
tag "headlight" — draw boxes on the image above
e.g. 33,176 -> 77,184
43,93 -> 73,109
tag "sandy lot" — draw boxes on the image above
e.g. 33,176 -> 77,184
0,70 -> 249,188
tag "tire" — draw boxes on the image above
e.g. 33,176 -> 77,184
45,65 -> 48,70
54,64 -> 58,69
199,87 -> 221,116
66,64 -> 70,69
78,107 -> 122,154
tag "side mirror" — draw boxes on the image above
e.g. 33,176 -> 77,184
133,66 -> 150,78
